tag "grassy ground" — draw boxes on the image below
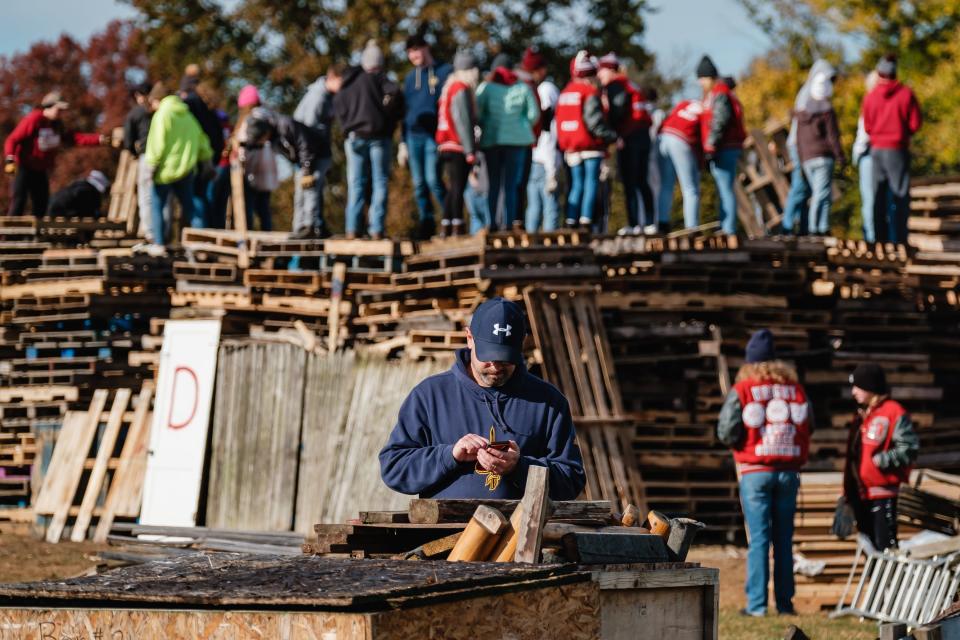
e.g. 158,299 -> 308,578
688,546 -> 878,640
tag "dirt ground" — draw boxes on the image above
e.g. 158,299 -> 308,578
0,535 -> 880,638
688,545 -> 878,640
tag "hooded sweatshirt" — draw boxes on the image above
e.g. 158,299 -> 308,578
379,348 -> 586,500
863,78 -> 922,150
4,110 -> 101,172
403,61 -> 452,136
794,60 -> 844,164
144,95 -> 213,185
333,66 -> 404,139
476,69 -> 539,148
293,76 -> 335,157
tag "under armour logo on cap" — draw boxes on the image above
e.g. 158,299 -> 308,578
470,297 -> 525,363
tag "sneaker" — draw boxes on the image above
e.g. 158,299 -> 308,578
345,232 -> 357,240
565,218 -> 578,228
777,608 -> 797,616
317,225 -> 332,239
451,219 -> 465,237
370,232 -> 383,241
616,226 -> 632,236
739,608 -> 766,618
145,243 -> 167,258
439,220 -> 451,238
289,226 -> 315,240
131,242 -> 149,254
642,224 -> 658,236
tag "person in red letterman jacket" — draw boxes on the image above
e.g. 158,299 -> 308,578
717,329 -> 813,617
843,363 -> 919,552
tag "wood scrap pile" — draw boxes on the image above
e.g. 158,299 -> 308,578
909,178 -> 960,309
306,469 -> 704,566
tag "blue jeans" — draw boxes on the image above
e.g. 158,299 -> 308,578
657,134 -> 701,228
191,173 -> 211,228
740,470 -> 800,614
782,145 -> 810,234
407,132 -> 445,223
345,136 -> 391,235
802,157 -> 834,235
524,162 -> 560,231
484,145 -> 526,229
293,156 -> 332,233
151,171 -> 196,244
566,156 -> 602,224
466,183 -> 491,234
710,148 -> 741,235
858,155 -> 875,242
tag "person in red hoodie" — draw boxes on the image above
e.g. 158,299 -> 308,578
4,91 -> 106,216
862,55 -> 921,244
843,363 -> 919,552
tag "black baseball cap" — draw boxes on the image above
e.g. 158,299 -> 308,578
470,297 -> 525,364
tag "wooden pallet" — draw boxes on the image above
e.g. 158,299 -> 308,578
523,285 -> 646,513
33,387 -> 153,543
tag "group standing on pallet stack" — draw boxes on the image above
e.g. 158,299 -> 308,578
3,33 -> 922,250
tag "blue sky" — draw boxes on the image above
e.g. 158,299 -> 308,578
0,0 -> 770,93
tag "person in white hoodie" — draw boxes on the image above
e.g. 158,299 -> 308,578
794,60 -> 844,235
853,71 -> 881,242
525,78 -> 561,231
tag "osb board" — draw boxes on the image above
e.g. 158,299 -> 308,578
0,608 -> 369,639
0,582 -> 598,640
370,580 -> 599,640
601,587 -> 707,640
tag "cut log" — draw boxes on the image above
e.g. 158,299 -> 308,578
408,498 -> 611,525
514,466 -> 551,563
491,505 -> 523,562
447,505 -> 508,562
402,531 -> 463,560
621,504 -> 639,527
647,510 -> 671,538
561,532 -> 670,564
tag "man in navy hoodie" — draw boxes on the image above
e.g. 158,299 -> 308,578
379,298 -> 585,500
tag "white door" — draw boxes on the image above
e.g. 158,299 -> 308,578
140,319 -> 222,527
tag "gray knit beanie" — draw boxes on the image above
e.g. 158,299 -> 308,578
454,50 -> 478,71
361,40 -> 384,72
876,55 -> 897,79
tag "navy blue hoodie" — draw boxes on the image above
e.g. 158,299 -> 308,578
379,349 -> 585,500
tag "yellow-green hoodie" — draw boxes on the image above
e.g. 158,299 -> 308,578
145,95 -> 213,185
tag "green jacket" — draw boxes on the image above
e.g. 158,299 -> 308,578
476,80 -> 538,148
145,95 -> 213,185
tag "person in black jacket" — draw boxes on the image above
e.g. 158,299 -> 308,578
178,67 -> 223,228
244,108 -> 325,183
334,40 -> 405,239
122,81 -> 155,239
47,170 -> 110,217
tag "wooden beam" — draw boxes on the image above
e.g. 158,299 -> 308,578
514,465 -> 550,563
407,499 -> 612,525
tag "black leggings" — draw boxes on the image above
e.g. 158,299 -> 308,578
856,497 -> 898,551
10,167 -> 49,216
440,151 -> 468,223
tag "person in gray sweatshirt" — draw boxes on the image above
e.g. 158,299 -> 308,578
435,51 -> 480,236
291,63 -> 343,238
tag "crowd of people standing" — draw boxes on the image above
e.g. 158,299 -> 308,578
2,38 -> 922,249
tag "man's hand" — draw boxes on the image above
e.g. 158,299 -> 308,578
452,433 -> 489,463
397,142 -> 409,168
545,171 -> 558,194
4,157 -> 15,175
476,440 -> 520,475
300,172 -> 317,189
465,153 -> 476,166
